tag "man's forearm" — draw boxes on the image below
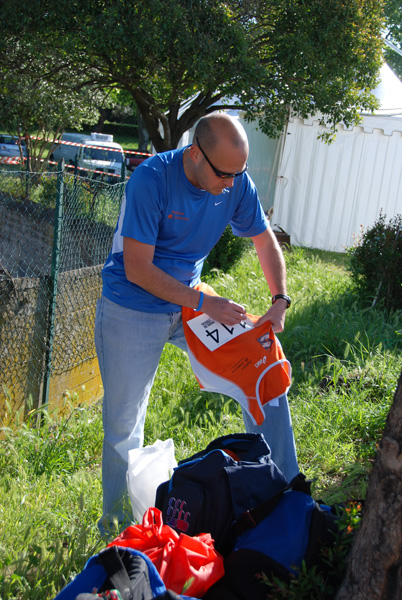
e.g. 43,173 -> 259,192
252,228 -> 288,331
127,259 -> 201,309
252,228 -> 287,296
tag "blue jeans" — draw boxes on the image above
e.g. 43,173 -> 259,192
95,296 -> 299,529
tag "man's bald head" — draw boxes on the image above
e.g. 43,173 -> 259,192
194,112 -> 249,156
184,112 -> 249,193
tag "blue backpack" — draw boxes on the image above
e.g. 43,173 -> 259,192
53,545 -> 200,600
204,474 -> 340,600
155,433 -> 288,556
156,433 -> 340,600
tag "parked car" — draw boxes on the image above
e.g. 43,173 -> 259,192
0,135 -> 27,159
51,132 -> 124,182
50,132 -> 92,164
125,149 -> 152,171
76,134 -> 125,182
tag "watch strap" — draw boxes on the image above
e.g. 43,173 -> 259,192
272,294 -> 291,309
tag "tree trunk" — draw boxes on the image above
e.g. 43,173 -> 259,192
137,113 -> 150,152
335,370 -> 402,600
132,88 -> 223,151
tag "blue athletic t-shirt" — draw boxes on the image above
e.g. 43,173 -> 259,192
101,146 -> 268,312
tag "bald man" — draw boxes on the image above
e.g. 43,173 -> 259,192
95,112 -> 299,533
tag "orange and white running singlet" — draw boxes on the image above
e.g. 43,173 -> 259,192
182,282 -> 291,425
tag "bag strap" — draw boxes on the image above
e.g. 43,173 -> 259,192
232,472 -> 312,538
97,546 -> 133,600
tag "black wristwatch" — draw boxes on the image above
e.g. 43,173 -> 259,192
272,294 -> 291,309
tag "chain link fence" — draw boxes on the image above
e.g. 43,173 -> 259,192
0,166 -> 124,422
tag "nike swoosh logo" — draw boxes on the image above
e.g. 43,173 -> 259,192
215,201 -> 223,206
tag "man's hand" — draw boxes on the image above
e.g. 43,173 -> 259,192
201,294 -> 247,326
254,299 -> 287,332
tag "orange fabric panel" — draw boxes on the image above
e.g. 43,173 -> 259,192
182,282 -> 291,425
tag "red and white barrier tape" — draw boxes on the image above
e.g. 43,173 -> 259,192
0,156 -> 23,164
53,161 -> 124,179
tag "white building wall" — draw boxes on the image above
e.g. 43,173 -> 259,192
272,115 -> 402,252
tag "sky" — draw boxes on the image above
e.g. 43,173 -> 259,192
369,62 -> 402,116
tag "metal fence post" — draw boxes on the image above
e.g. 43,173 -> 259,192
41,160 -> 65,409
120,158 -> 126,206
25,144 -> 30,197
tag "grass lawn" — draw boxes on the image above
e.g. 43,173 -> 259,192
1,245 -> 401,600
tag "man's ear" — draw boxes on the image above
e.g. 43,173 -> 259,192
188,143 -> 201,164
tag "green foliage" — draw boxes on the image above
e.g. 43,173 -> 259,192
242,0 -> 384,141
0,11 -> 108,171
0,65 -> 103,170
0,0 -> 384,151
29,176 -> 58,209
101,121 -> 139,138
203,226 -> 250,274
347,211 -> 402,312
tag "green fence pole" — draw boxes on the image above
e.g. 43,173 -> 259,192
41,159 -> 65,409
25,143 -> 30,198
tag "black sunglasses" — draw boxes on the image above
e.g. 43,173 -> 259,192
196,136 -> 248,179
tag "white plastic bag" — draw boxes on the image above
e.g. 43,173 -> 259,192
126,438 -> 177,523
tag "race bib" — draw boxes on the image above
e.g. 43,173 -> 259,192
186,314 -> 255,352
